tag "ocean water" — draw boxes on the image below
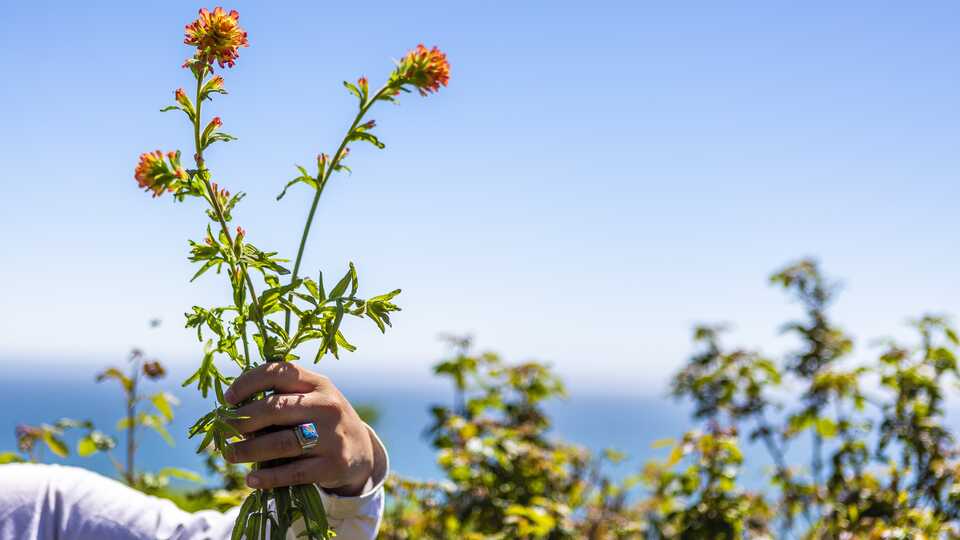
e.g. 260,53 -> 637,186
0,368 -> 693,486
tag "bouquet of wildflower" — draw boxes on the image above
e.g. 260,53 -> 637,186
134,7 -> 448,538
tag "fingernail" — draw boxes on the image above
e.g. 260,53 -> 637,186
224,388 -> 236,405
246,474 -> 260,488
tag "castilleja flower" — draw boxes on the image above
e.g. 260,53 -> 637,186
134,150 -> 188,197
393,44 -> 450,96
183,7 -> 248,69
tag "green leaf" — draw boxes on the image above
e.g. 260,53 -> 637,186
42,432 -> 69,458
96,367 -> 132,392
816,417 -> 838,438
141,414 -> 175,446
77,437 -> 97,457
277,167 -> 319,201
214,376 -> 227,407
366,289 -> 402,332
303,278 -> 321,302
232,492 -> 259,540
151,392 -> 178,422
328,263 -> 356,299
347,130 -> 385,149
258,280 -> 302,315
292,484 -> 331,539
0,452 -> 24,464
335,332 -> 357,353
343,80 -> 362,100
651,438 -> 675,449
196,428 -> 216,454
158,467 -> 202,483
666,444 -> 684,467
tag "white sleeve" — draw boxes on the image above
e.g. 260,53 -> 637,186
0,462 -> 237,540
0,425 -> 389,540
0,426 -> 390,540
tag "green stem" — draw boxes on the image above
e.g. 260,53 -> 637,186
192,68 -> 263,363
283,85 -> 388,334
125,365 -> 138,485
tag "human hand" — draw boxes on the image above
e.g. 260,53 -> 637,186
223,362 -> 376,496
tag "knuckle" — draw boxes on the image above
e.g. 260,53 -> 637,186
263,362 -> 284,375
271,395 -> 290,411
266,394 -> 290,413
316,393 -> 346,418
291,467 -> 309,485
264,469 -> 279,487
277,433 -> 297,455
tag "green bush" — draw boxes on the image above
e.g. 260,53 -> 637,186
383,259 -> 960,539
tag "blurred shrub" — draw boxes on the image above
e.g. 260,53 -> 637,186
379,337 -> 643,539
383,259 -> 960,539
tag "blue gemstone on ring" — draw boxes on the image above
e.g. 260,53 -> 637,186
298,423 -> 319,441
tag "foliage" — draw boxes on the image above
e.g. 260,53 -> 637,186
383,259 -> 960,539
135,7 -> 449,539
380,337 -> 643,539
667,258 -> 960,538
5,323 -> 200,495
95,327 -> 190,487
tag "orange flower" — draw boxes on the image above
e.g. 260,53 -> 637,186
393,44 -> 450,96
135,151 -> 187,197
183,7 -> 248,69
174,88 -> 191,109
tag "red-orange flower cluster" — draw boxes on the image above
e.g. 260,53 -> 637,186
183,7 -> 248,69
395,44 -> 450,96
135,151 -> 187,197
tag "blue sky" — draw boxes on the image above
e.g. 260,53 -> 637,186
0,1 -> 957,394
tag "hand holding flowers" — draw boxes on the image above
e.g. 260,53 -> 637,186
134,7 -> 449,539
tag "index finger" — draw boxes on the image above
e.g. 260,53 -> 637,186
225,362 -> 319,406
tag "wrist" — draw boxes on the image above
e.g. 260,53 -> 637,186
327,427 -> 376,497
328,474 -> 372,497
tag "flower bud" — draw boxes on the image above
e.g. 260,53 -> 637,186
174,88 -> 190,109
142,360 -> 166,380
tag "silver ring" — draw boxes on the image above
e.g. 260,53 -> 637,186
294,422 -> 320,452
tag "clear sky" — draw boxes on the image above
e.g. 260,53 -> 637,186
1,1 -> 957,395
